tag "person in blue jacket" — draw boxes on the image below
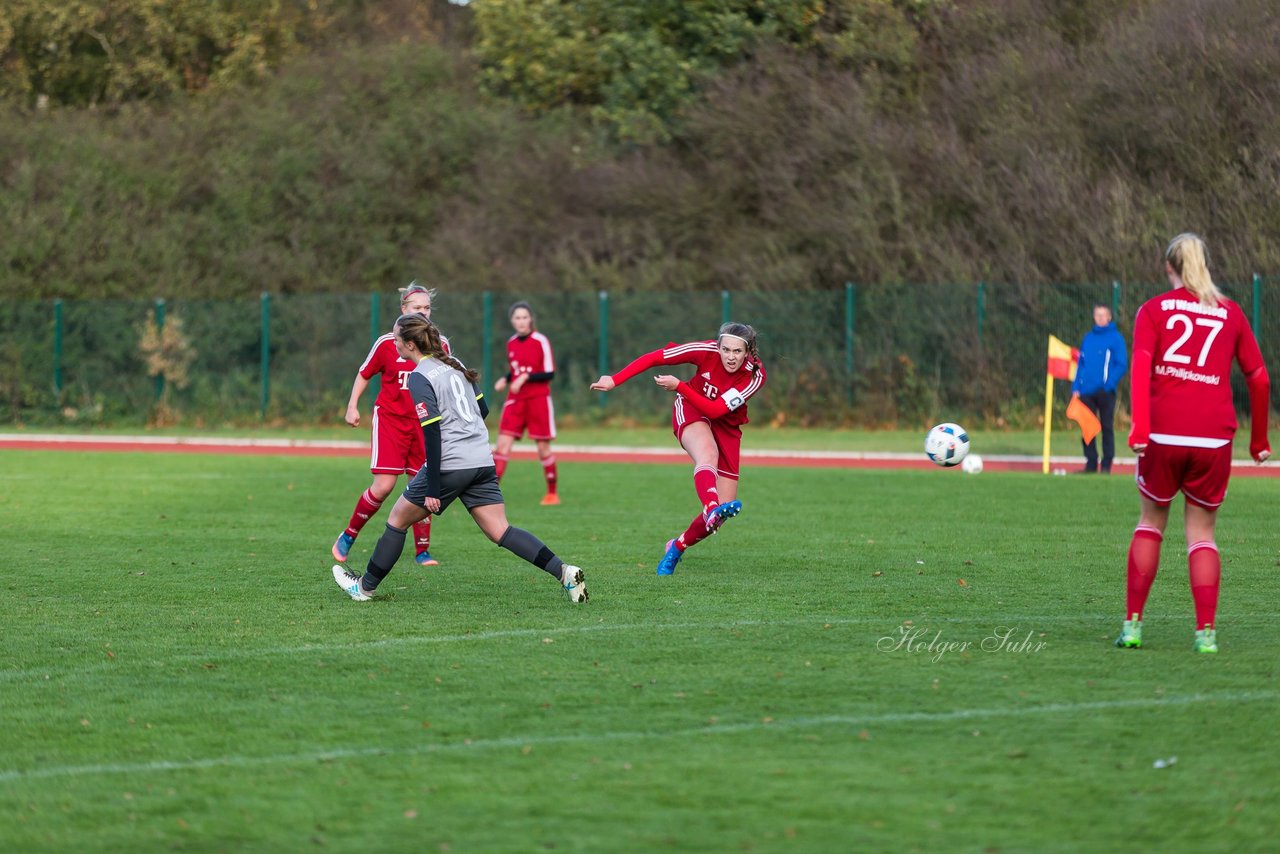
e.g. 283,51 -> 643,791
1073,303 -> 1129,473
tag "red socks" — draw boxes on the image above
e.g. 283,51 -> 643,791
693,465 -> 718,514
345,489 -> 384,537
413,518 -> 432,555
1125,525 -> 1163,621
542,455 -> 558,495
1125,528 -> 1221,631
1188,541 -> 1221,630
675,510 -> 712,552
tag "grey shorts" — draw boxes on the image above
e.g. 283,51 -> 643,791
403,466 -> 504,515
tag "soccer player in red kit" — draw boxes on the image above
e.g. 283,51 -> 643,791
332,282 -> 449,567
591,322 -> 766,575
493,301 -> 561,505
1117,233 -> 1270,654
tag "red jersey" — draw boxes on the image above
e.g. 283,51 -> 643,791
611,340 -> 766,429
358,332 -> 451,421
1131,287 -> 1264,445
505,331 -> 555,399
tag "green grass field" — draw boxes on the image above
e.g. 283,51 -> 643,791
2,449 -> 1278,852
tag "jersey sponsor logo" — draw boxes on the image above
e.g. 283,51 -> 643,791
399,370 -> 412,389
415,402 -> 430,420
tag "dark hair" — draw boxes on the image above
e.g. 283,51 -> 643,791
395,314 -> 478,383
718,321 -> 760,362
508,300 -> 534,322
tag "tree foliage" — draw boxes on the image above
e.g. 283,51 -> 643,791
0,0 -> 463,107
471,0 -> 944,142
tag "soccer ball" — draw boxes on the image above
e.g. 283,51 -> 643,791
925,422 -> 970,467
961,453 -> 984,474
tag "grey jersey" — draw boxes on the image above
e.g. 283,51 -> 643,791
407,356 -> 493,471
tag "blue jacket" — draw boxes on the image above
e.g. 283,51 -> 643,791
1072,321 -> 1128,394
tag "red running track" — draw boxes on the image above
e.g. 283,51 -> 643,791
2,434 -> 1277,476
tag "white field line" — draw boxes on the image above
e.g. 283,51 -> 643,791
7,613 -> 1280,685
1,689 -> 1272,784
0,432 -> 1139,465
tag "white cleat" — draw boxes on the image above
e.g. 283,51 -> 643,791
332,564 -> 372,601
562,565 -> 589,603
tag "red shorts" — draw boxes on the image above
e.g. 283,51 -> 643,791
370,407 -> 424,476
672,398 -> 742,480
499,395 -> 557,441
1135,441 -> 1233,509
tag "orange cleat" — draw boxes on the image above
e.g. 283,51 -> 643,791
540,493 -> 561,506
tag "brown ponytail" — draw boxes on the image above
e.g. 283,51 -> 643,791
395,314 -> 479,383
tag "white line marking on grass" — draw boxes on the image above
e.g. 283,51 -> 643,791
6,613 -> 1280,684
1,690 -> 1273,784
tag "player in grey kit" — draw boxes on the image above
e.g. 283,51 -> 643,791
332,313 -> 588,603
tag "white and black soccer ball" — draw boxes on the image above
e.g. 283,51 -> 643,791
961,453 -> 984,474
925,422 -> 970,467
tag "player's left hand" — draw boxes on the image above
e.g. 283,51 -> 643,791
425,497 -> 441,514
511,375 -> 528,393
654,374 -> 679,391
1251,443 -> 1271,464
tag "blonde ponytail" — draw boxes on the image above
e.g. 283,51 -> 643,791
1165,233 -> 1224,307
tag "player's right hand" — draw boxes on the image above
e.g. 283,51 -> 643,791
494,377 -> 507,392
345,406 -> 360,428
1251,442 -> 1271,464
590,376 -> 615,392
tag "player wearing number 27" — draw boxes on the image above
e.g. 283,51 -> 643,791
591,323 -> 766,576
1117,233 -> 1270,654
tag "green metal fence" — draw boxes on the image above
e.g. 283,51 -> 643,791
2,280 -> 1276,428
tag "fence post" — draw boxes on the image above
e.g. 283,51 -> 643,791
1253,273 -> 1262,343
259,293 -> 271,420
976,282 -> 986,344
597,290 -> 609,407
844,282 -> 855,406
53,299 -> 64,400
482,291 -> 493,389
153,298 -> 166,402
1112,280 -> 1121,317
368,292 -> 382,400
721,290 -> 732,326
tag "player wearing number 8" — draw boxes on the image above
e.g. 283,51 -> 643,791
1117,233 -> 1271,654
331,314 -> 588,604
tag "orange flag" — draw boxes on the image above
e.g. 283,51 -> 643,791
1066,394 -> 1102,444
1047,335 -> 1079,381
